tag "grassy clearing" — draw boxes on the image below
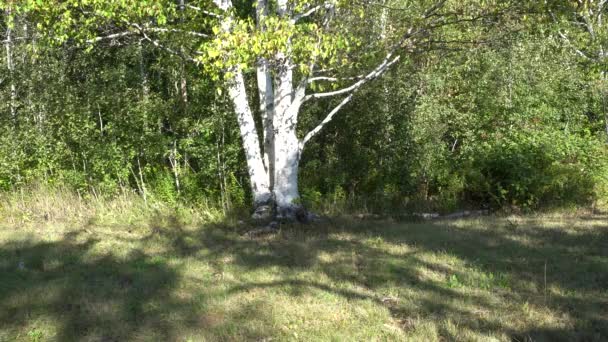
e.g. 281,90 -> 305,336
0,203 -> 606,341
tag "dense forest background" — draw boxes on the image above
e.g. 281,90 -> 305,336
1,0 -> 607,216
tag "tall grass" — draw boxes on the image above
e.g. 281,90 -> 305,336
0,184 -> 225,227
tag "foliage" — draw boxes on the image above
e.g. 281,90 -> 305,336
0,0 -> 607,213
300,28 -> 608,213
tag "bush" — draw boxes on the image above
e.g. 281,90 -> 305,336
461,129 -> 608,210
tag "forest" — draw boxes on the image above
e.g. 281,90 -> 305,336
0,0 -> 607,216
0,0 -> 607,341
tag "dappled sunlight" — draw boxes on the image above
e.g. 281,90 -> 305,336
0,215 -> 606,340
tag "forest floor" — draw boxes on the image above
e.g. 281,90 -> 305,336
0,214 -> 606,341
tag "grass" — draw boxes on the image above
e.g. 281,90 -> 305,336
0,198 -> 607,341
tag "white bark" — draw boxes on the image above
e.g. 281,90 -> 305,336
273,121 -> 300,213
228,70 -> 272,205
213,0 -> 232,12
273,65 -> 303,214
277,0 -> 289,17
270,0 -> 304,215
4,7 -> 16,119
213,0 -> 272,207
138,40 -> 149,100
258,58 -> 275,180
301,52 -> 400,146
256,0 -> 275,185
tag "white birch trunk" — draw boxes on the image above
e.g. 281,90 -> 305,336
270,0 -> 305,218
209,0 -> 400,220
227,71 -> 272,206
256,0 -> 275,187
257,59 -> 275,184
272,61 -> 301,218
273,106 -> 302,217
5,7 -> 16,119
213,0 -> 272,212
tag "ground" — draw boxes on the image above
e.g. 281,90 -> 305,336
0,214 -> 606,341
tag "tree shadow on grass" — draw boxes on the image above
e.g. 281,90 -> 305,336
190,217 -> 608,341
0,216 -> 606,341
0,226 -> 280,341
0,231 -> 187,341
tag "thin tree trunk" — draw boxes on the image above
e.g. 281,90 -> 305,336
180,64 -> 188,105
256,0 -> 275,189
214,0 -> 272,216
216,130 -> 227,213
97,103 -> 104,136
137,156 -> 148,203
169,140 -> 181,195
178,0 -> 188,106
5,7 -> 17,119
130,165 -> 144,201
138,40 -> 149,101
602,71 -> 608,143
227,71 -> 272,207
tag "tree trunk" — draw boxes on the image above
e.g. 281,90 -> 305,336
272,59 -> 305,220
602,71 -> 608,143
5,6 -> 17,119
255,0 -> 275,181
258,61 -> 275,179
273,125 -> 301,219
214,0 -> 273,218
226,71 -> 273,209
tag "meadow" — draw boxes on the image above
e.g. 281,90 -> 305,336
0,195 -> 606,341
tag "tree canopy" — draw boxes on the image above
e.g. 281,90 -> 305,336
0,0 -> 606,214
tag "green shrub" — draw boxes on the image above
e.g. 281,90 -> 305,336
462,129 -> 608,210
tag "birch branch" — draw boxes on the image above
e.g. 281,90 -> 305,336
133,24 -> 199,64
307,75 -> 365,83
301,93 -> 353,148
0,37 -> 27,44
557,30 -> 593,60
293,2 -> 334,23
185,4 -> 223,19
303,53 -> 400,101
86,31 -> 135,43
300,53 -> 399,147
300,0 -> 451,147
550,8 -> 595,61
86,26 -> 208,45
128,22 -> 210,38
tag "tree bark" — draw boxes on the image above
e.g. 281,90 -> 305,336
269,0 -> 306,219
226,71 -> 272,207
272,62 -> 302,218
213,0 -> 272,217
5,6 -> 16,119
273,121 -> 301,219
256,0 -> 275,189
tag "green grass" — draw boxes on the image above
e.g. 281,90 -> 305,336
0,212 -> 606,341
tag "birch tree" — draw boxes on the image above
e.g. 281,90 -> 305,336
3,3 -> 16,119
548,0 -> 608,138
9,0 -> 500,220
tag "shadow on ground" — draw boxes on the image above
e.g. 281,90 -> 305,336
0,215 -> 606,341
0,231 -> 190,341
